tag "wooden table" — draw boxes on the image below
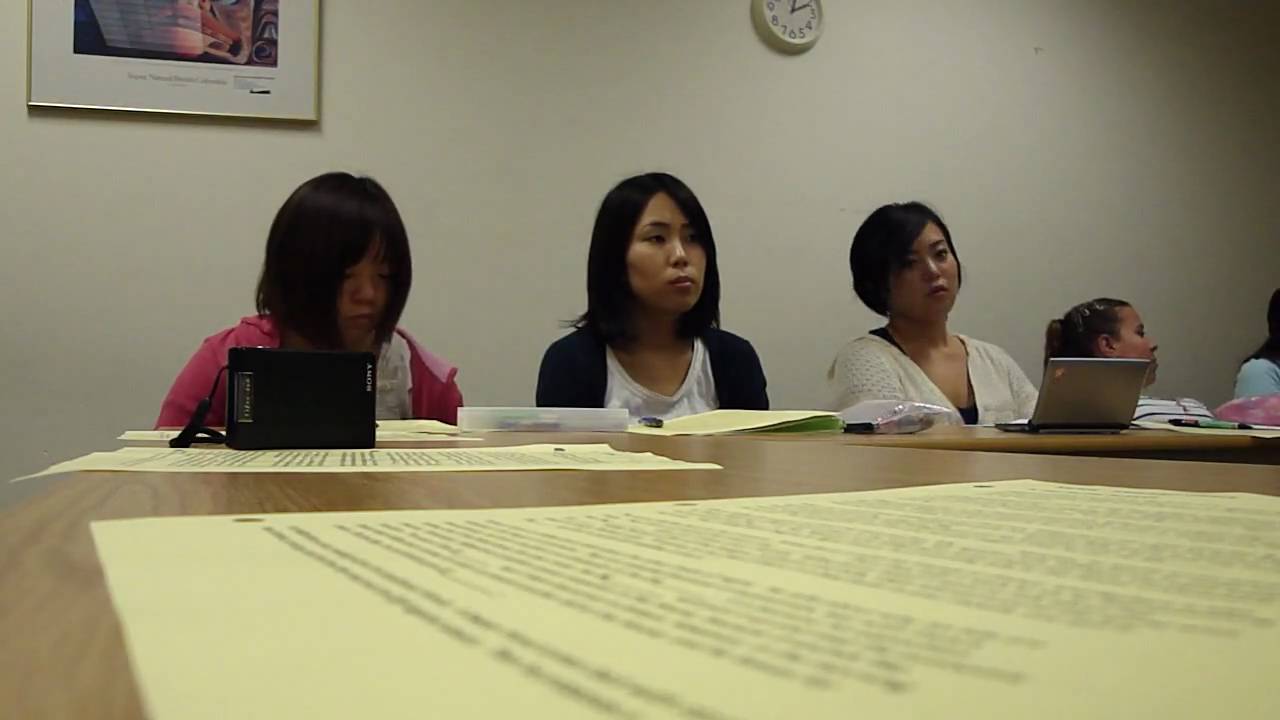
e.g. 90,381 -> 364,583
3,434 -> 1279,718
758,425 -> 1280,464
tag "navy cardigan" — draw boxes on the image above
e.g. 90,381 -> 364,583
535,328 -> 769,410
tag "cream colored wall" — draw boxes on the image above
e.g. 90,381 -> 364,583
2,1 -> 1278,480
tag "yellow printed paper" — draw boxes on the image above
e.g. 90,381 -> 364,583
629,409 -> 843,435
18,444 -> 719,481
117,430 -> 477,444
90,480 -> 1280,719
372,431 -> 482,443
375,419 -> 461,435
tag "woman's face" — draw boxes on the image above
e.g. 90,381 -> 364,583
1098,305 -> 1159,385
885,222 -> 959,321
624,192 -> 706,318
336,243 -> 390,352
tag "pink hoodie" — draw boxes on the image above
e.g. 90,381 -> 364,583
155,315 -> 462,428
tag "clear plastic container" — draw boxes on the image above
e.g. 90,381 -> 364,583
457,407 -> 630,432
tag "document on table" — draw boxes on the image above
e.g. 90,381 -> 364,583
1133,420 -> 1280,439
117,430 -> 477,444
16,444 -> 719,481
91,479 -> 1280,719
629,409 -> 844,435
375,419 -> 461,435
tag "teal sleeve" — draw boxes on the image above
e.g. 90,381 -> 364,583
1234,359 -> 1280,399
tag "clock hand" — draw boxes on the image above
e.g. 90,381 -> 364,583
791,1 -> 813,13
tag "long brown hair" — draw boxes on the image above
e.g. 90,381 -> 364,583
1043,298 -> 1131,367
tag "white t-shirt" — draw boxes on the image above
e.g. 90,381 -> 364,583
375,333 -> 413,420
604,339 -> 718,421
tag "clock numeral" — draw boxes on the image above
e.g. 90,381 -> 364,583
789,30 -> 797,39
806,20 -> 814,30
798,29 -> 806,39
771,14 -> 779,26
767,1 -> 775,10
781,24 -> 788,34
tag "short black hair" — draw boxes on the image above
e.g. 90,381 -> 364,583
255,172 -> 411,349
575,172 -> 720,344
1245,287 -> 1280,364
848,201 -> 960,316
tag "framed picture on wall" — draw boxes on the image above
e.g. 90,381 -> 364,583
28,0 -> 320,121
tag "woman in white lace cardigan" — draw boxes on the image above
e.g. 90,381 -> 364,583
827,202 -> 1038,424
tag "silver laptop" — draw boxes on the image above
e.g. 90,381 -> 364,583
996,358 -> 1151,433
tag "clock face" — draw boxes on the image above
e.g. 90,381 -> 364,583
752,0 -> 823,53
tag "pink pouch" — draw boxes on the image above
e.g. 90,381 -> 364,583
1215,394 -> 1280,426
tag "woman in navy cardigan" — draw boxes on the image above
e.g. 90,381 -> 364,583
536,173 -> 768,418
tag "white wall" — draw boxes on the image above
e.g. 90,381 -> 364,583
2,1 -> 1278,480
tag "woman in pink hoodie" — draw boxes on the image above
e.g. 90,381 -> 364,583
156,173 -> 462,428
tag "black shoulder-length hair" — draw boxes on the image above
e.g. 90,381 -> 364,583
575,172 -> 720,344
849,201 -> 961,316
1244,288 -> 1280,364
255,172 -> 412,349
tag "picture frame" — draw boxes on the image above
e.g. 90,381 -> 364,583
28,0 -> 320,122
